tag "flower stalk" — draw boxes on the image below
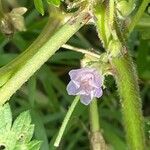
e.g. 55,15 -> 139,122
54,96 -> 80,147
89,99 -> 107,150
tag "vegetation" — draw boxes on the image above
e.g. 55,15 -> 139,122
0,0 -> 149,150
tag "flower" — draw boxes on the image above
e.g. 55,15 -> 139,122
66,68 -> 103,105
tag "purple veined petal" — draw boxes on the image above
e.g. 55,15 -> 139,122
94,88 -> 103,98
80,95 -> 92,105
93,70 -> 103,87
88,78 -> 99,88
69,68 -> 95,80
69,68 -> 84,80
72,80 -> 80,88
66,81 -> 78,95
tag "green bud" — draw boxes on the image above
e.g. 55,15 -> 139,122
117,1 -> 135,18
9,7 -> 27,32
108,40 -> 122,58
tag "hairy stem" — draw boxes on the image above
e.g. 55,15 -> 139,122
89,99 -> 107,150
111,53 -> 145,150
0,11 -> 91,105
0,11 -> 64,87
92,1 -> 145,149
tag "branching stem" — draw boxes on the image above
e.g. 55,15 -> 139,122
0,11 -> 91,105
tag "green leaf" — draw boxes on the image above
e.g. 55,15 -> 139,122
47,0 -> 61,7
0,103 -> 12,134
0,104 -> 41,150
12,111 -> 31,135
34,0 -> 44,15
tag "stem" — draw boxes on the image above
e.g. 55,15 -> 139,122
111,53 -> 145,150
0,15 -> 63,87
62,44 -> 100,58
128,0 -> 149,34
92,1 -> 146,149
0,11 -> 91,105
54,96 -> 80,147
89,99 -> 107,150
0,7 -> 65,68
90,99 -> 100,132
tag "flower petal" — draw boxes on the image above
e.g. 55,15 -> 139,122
69,69 -> 83,80
66,81 -> 78,95
80,95 -> 92,105
94,88 -> 103,98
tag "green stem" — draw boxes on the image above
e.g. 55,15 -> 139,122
89,99 -> 100,132
111,53 -> 145,150
0,15 -> 63,87
89,99 -> 107,150
93,1 -> 146,149
128,0 -> 149,34
54,96 -> 80,147
0,11 -> 91,105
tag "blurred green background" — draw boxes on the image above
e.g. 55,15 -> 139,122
0,0 -> 149,149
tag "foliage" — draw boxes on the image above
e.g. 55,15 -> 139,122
0,103 -> 41,150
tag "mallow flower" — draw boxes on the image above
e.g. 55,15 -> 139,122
66,68 -> 103,105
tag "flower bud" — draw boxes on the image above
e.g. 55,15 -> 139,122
108,39 -> 122,58
0,7 -> 27,36
116,1 -> 135,18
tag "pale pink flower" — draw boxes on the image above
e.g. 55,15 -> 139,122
67,68 -> 103,105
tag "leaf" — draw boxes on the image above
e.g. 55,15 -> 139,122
0,103 -> 12,134
12,111 -> 31,135
47,0 -> 61,7
0,104 -> 41,150
34,0 -> 44,15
